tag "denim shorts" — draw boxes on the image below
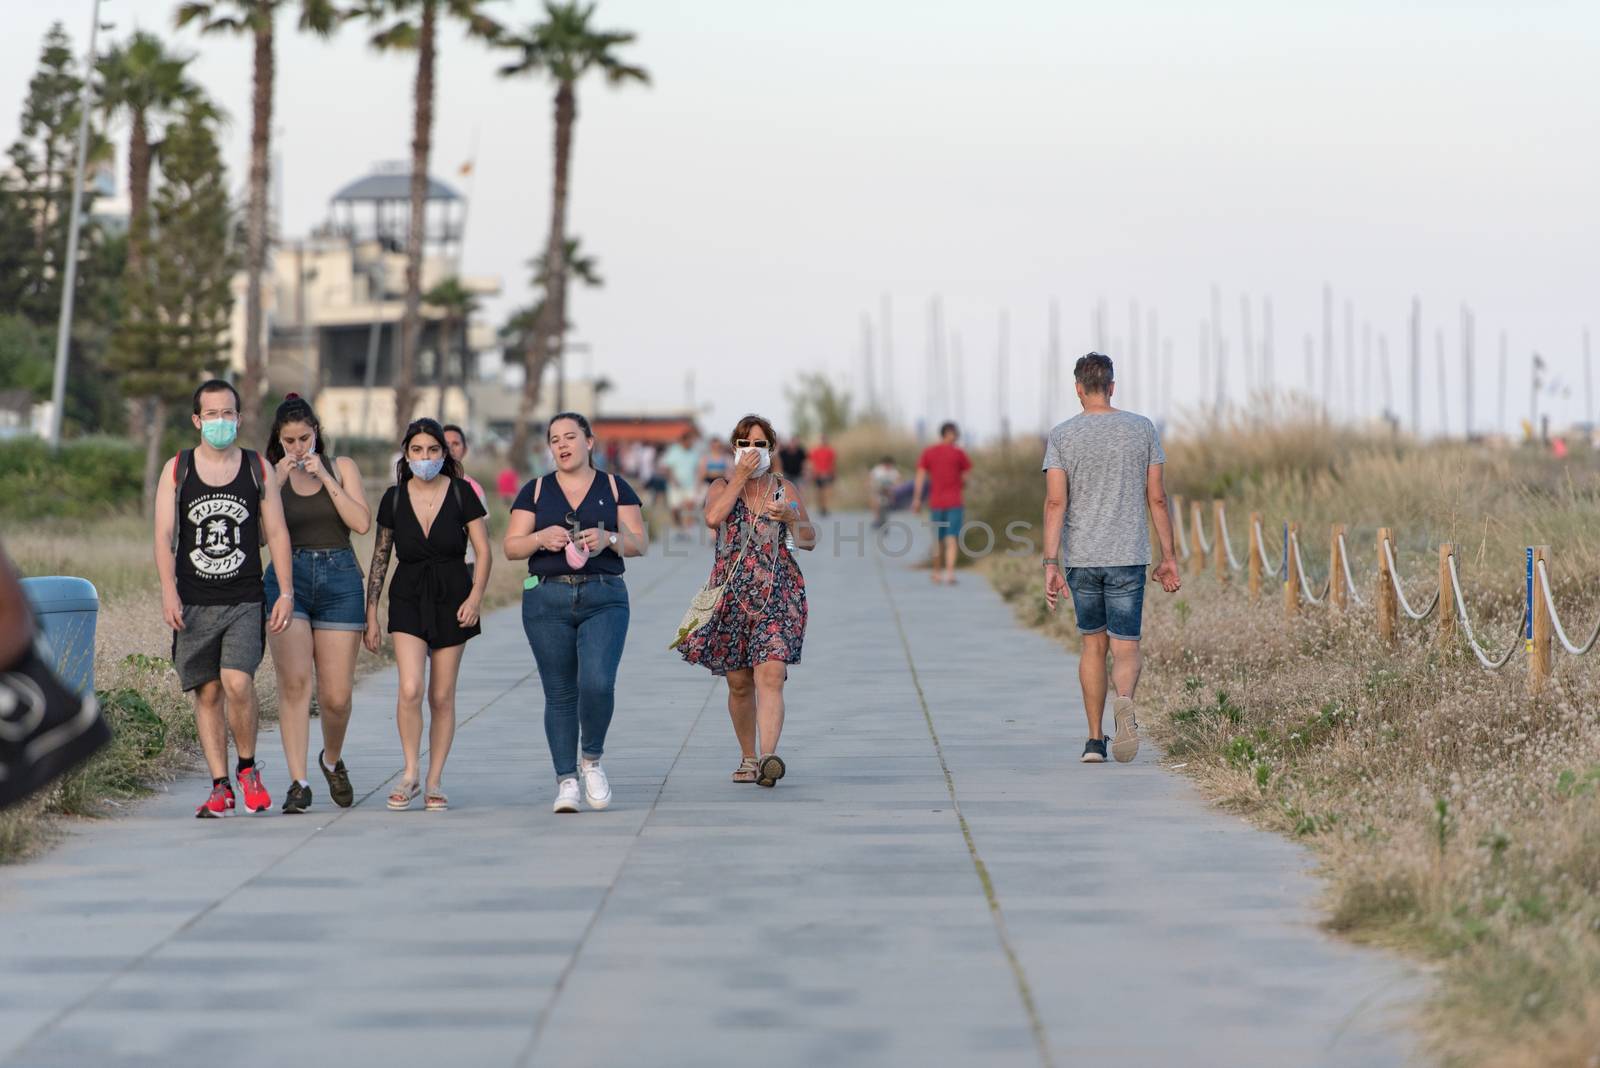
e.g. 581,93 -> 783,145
929,507 -> 965,541
263,548 -> 365,631
1065,565 -> 1147,640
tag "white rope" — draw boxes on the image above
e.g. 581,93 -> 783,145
1217,507 -> 1245,572
1193,512 -> 1213,554
1447,553 -> 1524,670
1381,537 -> 1440,620
1172,500 -> 1190,561
1336,532 -> 1367,606
1535,558 -> 1600,656
1289,530 -> 1330,604
1253,518 -> 1282,575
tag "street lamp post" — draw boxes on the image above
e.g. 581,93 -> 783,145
48,0 -> 105,451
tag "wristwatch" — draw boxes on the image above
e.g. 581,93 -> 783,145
607,533 -> 619,548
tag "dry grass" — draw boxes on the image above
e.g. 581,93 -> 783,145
976,424 -> 1600,1068
2,486 -> 534,862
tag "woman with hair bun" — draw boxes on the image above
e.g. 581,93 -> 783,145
365,417 -> 491,812
263,393 -> 372,813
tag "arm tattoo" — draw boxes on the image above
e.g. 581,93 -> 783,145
366,528 -> 394,608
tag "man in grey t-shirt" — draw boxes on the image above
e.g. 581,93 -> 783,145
1041,353 -> 1181,765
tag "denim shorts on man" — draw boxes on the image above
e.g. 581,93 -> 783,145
172,602 -> 265,691
1065,565 -> 1147,640
929,506 -> 965,542
264,548 -> 365,631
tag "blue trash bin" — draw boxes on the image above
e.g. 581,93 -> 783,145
20,576 -> 99,697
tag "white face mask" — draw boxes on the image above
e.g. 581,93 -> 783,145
736,446 -> 771,476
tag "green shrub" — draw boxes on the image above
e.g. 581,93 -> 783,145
0,437 -> 143,518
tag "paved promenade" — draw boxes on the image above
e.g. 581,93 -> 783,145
0,516 -> 1418,1067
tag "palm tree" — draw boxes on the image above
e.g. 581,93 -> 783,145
173,0 -> 342,444
497,237 -> 600,461
498,1 -> 647,463
357,0 -> 502,440
421,274 -> 478,413
96,33 -> 200,279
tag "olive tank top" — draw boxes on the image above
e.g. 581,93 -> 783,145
281,475 -> 351,551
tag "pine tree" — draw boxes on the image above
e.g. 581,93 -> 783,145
109,102 -> 235,506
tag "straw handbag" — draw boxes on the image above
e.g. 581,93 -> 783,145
669,521 -> 754,650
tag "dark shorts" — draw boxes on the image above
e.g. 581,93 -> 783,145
264,548 -> 365,631
1065,565 -> 1147,640
813,474 -> 835,488
929,507 -> 965,542
172,602 -> 265,691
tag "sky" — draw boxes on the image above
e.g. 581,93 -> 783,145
3,0 -> 1597,441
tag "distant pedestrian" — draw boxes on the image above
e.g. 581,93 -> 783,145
661,429 -> 702,532
913,421 -> 972,586
809,434 -> 837,516
0,538 -> 110,811
497,463 -> 520,510
699,438 -> 732,487
1041,353 -> 1181,765
263,394 -> 372,814
154,379 -> 296,818
679,415 -> 814,788
777,435 -> 808,484
365,418 -> 491,812
869,455 -> 900,528
503,412 -> 647,814
443,424 -> 488,507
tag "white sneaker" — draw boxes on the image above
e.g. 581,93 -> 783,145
553,777 -> 581,814
581,760 -> 612,810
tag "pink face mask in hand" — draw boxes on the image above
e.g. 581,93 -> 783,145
565,540 -> 590,569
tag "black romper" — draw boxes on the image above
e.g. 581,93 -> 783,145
377,478 -> 487,650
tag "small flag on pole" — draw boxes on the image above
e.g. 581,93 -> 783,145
459,160 -> 474,177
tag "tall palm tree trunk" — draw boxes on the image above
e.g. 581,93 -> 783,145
510,81 -> 575,465
126,111 -> 151,275
395,0 -> 436,438
240,22 -> 274,446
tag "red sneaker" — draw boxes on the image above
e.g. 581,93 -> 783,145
196,781 -> 235,819
237,766 -> 271,813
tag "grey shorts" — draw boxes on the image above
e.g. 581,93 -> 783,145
172,602 -> 265,692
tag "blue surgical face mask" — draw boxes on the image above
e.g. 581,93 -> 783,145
409,457 -> 445,482
201,418 -> 237,449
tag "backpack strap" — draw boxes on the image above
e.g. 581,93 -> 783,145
239,449 -> 265,499
170,449 -> 193,554
532,473 -> 544,505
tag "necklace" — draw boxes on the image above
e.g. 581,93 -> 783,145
412,478 -> 447,519
742,474 -> 775,515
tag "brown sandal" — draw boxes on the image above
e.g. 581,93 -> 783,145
732,756 -> 759,783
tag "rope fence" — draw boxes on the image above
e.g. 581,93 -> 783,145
1168,494 -> 1592,695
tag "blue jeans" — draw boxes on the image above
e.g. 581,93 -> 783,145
1065,565 -> 1147,640
521,576 -> 630,778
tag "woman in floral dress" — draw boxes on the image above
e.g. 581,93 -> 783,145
679,414 -> 814,787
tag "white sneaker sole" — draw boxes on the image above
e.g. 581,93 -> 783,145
1111,697 -> 1140,763
1080,749 -> 1106,764
585,792 -> 611,811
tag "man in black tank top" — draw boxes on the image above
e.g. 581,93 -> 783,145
153,380 -> 296,819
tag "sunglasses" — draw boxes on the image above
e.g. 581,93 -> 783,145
565,510 -> 582,536
734,439 -> 770,449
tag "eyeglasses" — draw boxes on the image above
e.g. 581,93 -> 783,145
734,439 -> 770,449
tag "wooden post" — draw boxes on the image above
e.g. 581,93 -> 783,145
1283,521 -> 1301,617
1376,527 -> 1398,648
1213,500 -> 1229,583
1329,524 -> 1348,611
1530,545 -> 1552,696
1437,544 -> 1456,650
1189,500 -> 1206,576
1247,511 -> 1263,603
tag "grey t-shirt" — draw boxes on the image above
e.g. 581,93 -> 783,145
1041,410 -> 1166,567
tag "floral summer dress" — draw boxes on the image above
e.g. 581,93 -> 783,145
678,497 -> 807,675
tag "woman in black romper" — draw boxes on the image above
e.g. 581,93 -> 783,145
365,418 -> 490,811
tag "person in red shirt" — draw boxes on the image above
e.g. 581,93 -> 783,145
809,434 -> 837,517
913,421 -> 973,585
496,463 -> 520,510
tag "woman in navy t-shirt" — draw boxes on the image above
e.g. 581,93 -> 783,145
503,412 -> 647,814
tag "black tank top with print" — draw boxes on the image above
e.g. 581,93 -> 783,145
175,450 -> 265,605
